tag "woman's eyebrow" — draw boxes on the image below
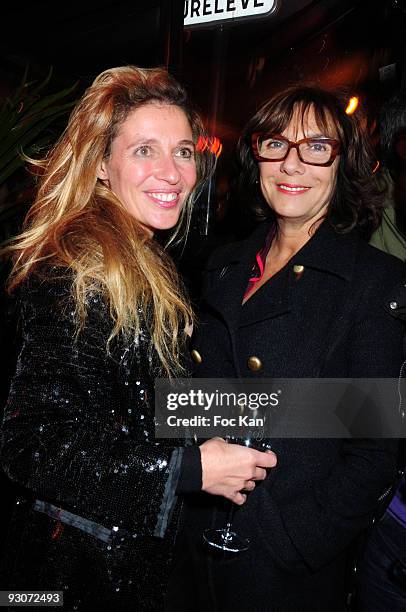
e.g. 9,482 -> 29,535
125,137 -> 157,149
125,138 -> 195,150
177,139 -> 195,147
304,132 -> 331,138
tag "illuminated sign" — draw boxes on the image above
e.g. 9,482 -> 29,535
184,0 -> 277,28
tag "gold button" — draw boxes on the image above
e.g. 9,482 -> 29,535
247,356 -> 262,372
293,264 -> 304,274
191,349 -> 202,364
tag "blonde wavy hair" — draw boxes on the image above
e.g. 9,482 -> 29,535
3,66 -> 214,376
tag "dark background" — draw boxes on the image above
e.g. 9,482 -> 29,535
1,1 -> 405,151
1,0 -> 406,547
1,0 -> 406,240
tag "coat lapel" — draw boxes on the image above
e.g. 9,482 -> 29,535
202,221 -> 272,328
202,220 -> 359,329
239,265 -> 292,327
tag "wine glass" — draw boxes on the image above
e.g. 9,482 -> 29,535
203,431 -> 272,553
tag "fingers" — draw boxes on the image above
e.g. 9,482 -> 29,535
228,481 -> 256,505
252,467 -> 267,481
242,480 -> 256,492
253,449 -> 277,468
199,437 -> 277,501
232,491 -> 247,505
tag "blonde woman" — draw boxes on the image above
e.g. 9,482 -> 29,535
0,66 -> 276,611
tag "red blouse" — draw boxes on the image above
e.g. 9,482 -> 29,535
244,225 -> 276,298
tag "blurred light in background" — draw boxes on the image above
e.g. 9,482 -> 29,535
197,136 -> 223,157
345,96 -> 359,115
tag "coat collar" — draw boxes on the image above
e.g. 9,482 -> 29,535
203,219 -> 360,328
207,219 -> 358,282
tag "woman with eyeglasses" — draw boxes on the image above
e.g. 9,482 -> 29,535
168,86 -> 406,611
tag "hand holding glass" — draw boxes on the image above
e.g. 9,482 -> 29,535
203,433 -> 273,553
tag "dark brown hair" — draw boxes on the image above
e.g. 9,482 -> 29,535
236,86 -> 383,238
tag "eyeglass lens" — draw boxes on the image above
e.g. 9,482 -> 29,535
258,137 -> 334,164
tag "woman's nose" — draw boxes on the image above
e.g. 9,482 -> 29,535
280,146 -> 305,174
155,154 -> 181,183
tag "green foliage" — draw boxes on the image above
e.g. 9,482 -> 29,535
0,67 -> 78,237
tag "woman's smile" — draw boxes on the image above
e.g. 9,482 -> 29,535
259,106 -> 339,229
275,182 -> 311,194
145,190 -> 181,207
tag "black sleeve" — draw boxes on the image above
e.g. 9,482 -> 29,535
176,445 -> 202,493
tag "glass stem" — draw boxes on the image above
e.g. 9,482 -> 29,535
224,501 -> 235,538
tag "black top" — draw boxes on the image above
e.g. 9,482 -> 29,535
0,268 -> 201,610
170,220 -> 406,612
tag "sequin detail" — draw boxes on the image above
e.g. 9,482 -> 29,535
1,273 -> 192,610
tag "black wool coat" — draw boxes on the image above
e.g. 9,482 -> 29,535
169,220 -> 406,612
0,271 -> 187,612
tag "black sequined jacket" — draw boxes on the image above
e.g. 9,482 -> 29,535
0,271 -> 191,610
